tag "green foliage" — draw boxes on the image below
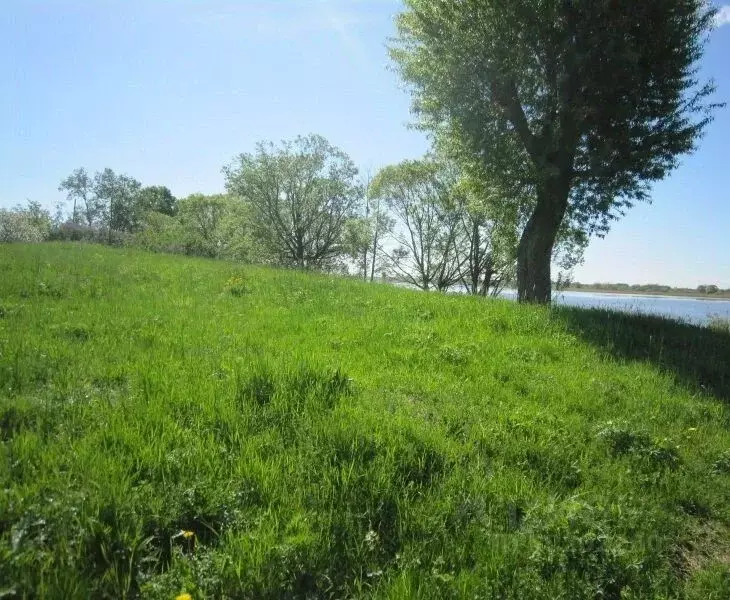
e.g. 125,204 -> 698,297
136,186 -> 178,217
371,159 -> 462,291
372,159 -> 516,295
1,243 -> 729,598
391,0 -> 720,302
133,211 -> 185,254
176,193 -> 252,261
342,217 -> 374,266
0,201 -> 53,243
59,167 -> 96,226
93,168 -> 143,234
59,168 -> 178,235
223,134 -> 364,270
393,0 -> 718,229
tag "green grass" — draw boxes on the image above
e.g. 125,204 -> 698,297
1,243 -> 729,599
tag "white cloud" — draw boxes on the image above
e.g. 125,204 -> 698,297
714,5 -> 730,27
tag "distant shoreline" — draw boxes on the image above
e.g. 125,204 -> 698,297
561,287 -> 730,301
384,279 -> 730,301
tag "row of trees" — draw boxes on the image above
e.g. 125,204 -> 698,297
59,168 -> 177,233
189,135 -> 518,295
4,134 -> 521,296
6,3 -> 720,304
572,282 -> 729,295
9,2 -> 719,304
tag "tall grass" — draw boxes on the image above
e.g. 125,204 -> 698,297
708,315 -> 730,334
1,243 -> 729,598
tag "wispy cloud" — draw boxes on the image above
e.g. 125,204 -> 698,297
714,5 -> 730,28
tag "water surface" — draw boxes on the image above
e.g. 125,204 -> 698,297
500,289 -> 730,325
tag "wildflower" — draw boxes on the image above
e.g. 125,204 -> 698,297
364,529 -> 379,551
181,530 -> 195,539
176,594 -> 192,600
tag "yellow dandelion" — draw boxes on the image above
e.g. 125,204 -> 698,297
176,594 -> 192,600
181,530 -> 195,539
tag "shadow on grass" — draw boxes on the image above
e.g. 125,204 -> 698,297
552,307 -> 730,403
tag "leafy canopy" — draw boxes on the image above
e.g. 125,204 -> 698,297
391,0 -> 719,236
223,134 -> 363,269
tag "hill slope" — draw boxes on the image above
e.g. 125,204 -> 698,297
1,243 -> 729,599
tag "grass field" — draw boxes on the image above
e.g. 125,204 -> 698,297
1,243 -> 730,599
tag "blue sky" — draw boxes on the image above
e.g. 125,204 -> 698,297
2,0 -> 729,287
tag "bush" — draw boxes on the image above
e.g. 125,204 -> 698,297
133,211 -> 186,255
0,202 -> 52,243
50,222 -> 130,246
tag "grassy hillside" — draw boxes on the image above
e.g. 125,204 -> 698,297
1,243 -> 729,599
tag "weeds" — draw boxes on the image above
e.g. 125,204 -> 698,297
224,274 -> 248,297
596,421 -> 681,471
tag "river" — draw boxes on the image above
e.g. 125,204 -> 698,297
499,289 -> 730,325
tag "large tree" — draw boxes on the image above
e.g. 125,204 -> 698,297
223,134 -> 363,270
391,0 -> 719,303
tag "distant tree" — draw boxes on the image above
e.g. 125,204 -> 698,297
698,284 -> 719,295
371,159 -> 463,291
175,193 -> 252,260
59,167 -> 144,235
92,169 -> 142,239
178,194 -> 232,257
358,172 -> 395,282
554,271 -> 573,293
451,179 -> 516,296
59,167 -> 97,226
223,134 -> 363,270
134,211 -> 184,254
136,186 -> 178,217
342,216 -> 374,275
392,0 -> 720,303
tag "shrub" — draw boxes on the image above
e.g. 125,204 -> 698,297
50,222 -> 130,246
0,202 -> 52,242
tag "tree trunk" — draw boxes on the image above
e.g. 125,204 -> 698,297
517,177 -> 570,304
370,228 -> 379,282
